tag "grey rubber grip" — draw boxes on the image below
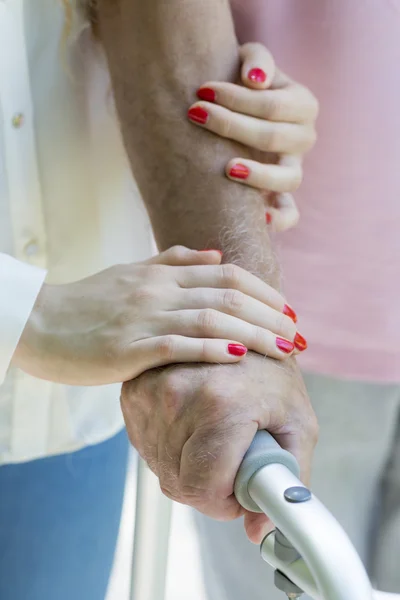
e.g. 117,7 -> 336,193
234,430 -> 300,513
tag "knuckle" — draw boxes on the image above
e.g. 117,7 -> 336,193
261,95 -> 280,120
225,86 -> 239,112
168,245 -> 190,261
291,208 -> 301,228
159,480 -> 180,502
297,85 -> 320,121
197,308 -> 219,335
200,380 -> 233,414
114,265 -> 133,288
259,127 -> 280,152
297,125 -> 317,153
221,264 -> 242,289
211,390 -> 233,415
134,284 -> 155,305
253,325 -> 268,351
155,335 -> 177,360
180,484 -> 211,508
306,126 -> 318,150
161,370 -> 187,399
159,485 -> 175,500
291,166 -> 303,190
145,264 -> 168,281
159,372 -> 187,423
220,114 -> 233,139
222,288 -> 245,313
275,312 -> 296,339
294,126 -> 315,154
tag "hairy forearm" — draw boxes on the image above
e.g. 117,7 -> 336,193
97,0 -> 280,287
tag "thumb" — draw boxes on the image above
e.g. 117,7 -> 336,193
239,42 -> 276,90
268,192 -> 300,233
244,511 -> 274,544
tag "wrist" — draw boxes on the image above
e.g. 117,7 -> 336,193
12,283 -> 52,371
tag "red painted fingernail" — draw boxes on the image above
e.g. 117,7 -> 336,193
196,87 -> 216,103
187,106 -> 209,124
283,304 -> 297,323
228,343 -> 248,356
229,164 -> 250,180
248,68 -> 267,83
200,249 -> 223,256
266,212 -> 272,225
294,332 -> 308,352
276,337 -> 295,354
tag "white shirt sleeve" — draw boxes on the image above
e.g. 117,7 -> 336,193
0,253 -> 47,384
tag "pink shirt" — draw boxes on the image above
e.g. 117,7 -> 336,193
232,0 -> 400,382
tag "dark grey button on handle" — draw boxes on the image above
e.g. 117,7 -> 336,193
284,486 -> 312,503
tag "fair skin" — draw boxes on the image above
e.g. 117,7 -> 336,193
13,246 -> 298,385
96,0 -> 319,543
189,43 -> 318,232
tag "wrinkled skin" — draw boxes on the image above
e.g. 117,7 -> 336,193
121,352 -> 318,543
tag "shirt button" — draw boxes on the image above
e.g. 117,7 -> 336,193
12,113 -> 25,129
24,240 -> 40,257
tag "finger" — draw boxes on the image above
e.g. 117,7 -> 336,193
130,336 -> 249,379
174,264 -> 289,316
145,245 -> 222,267
273,429 -> 315,489
226,158 -> 302,193
178,422 -> 257,519
267,192 -> 300,233
157,424 -> 186,503
239,42 -> 275,89
120,378 -> 160,475
196,82 -> 319,124
244,511 -> 274,544
187,102 -> 315,155
162,310 -> 295,360
174,287 -> 297,341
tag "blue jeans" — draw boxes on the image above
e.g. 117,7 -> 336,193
0,429 -> 129,600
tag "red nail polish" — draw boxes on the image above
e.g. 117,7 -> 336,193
276,337 -> 295,354
197,87 -> 216,103
187,106 -> 209,125
228,343 -> 248,356
200,249 -> 223,256
294,332 -> 308,352
266,212 -> 272,224
283,304 -> 297,323
248,68 -> 267,83
229,164 -> 250,180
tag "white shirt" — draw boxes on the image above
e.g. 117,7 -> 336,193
0,0 -> 153,464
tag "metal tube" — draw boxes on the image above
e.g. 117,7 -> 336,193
261,532 -> 319,598
250,463 -> 373,600
129,458 -> 172,600
261,534 -> 399,600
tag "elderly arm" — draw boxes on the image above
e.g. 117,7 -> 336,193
95,0 -> 317,542
96,0 -> 279,287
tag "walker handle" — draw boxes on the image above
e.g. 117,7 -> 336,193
234,430 -> 300,512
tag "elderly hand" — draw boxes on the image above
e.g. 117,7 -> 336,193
121,352 -> 318,543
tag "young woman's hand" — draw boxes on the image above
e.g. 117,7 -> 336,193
13,246 -> 306,386
188,43 -> 319,232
